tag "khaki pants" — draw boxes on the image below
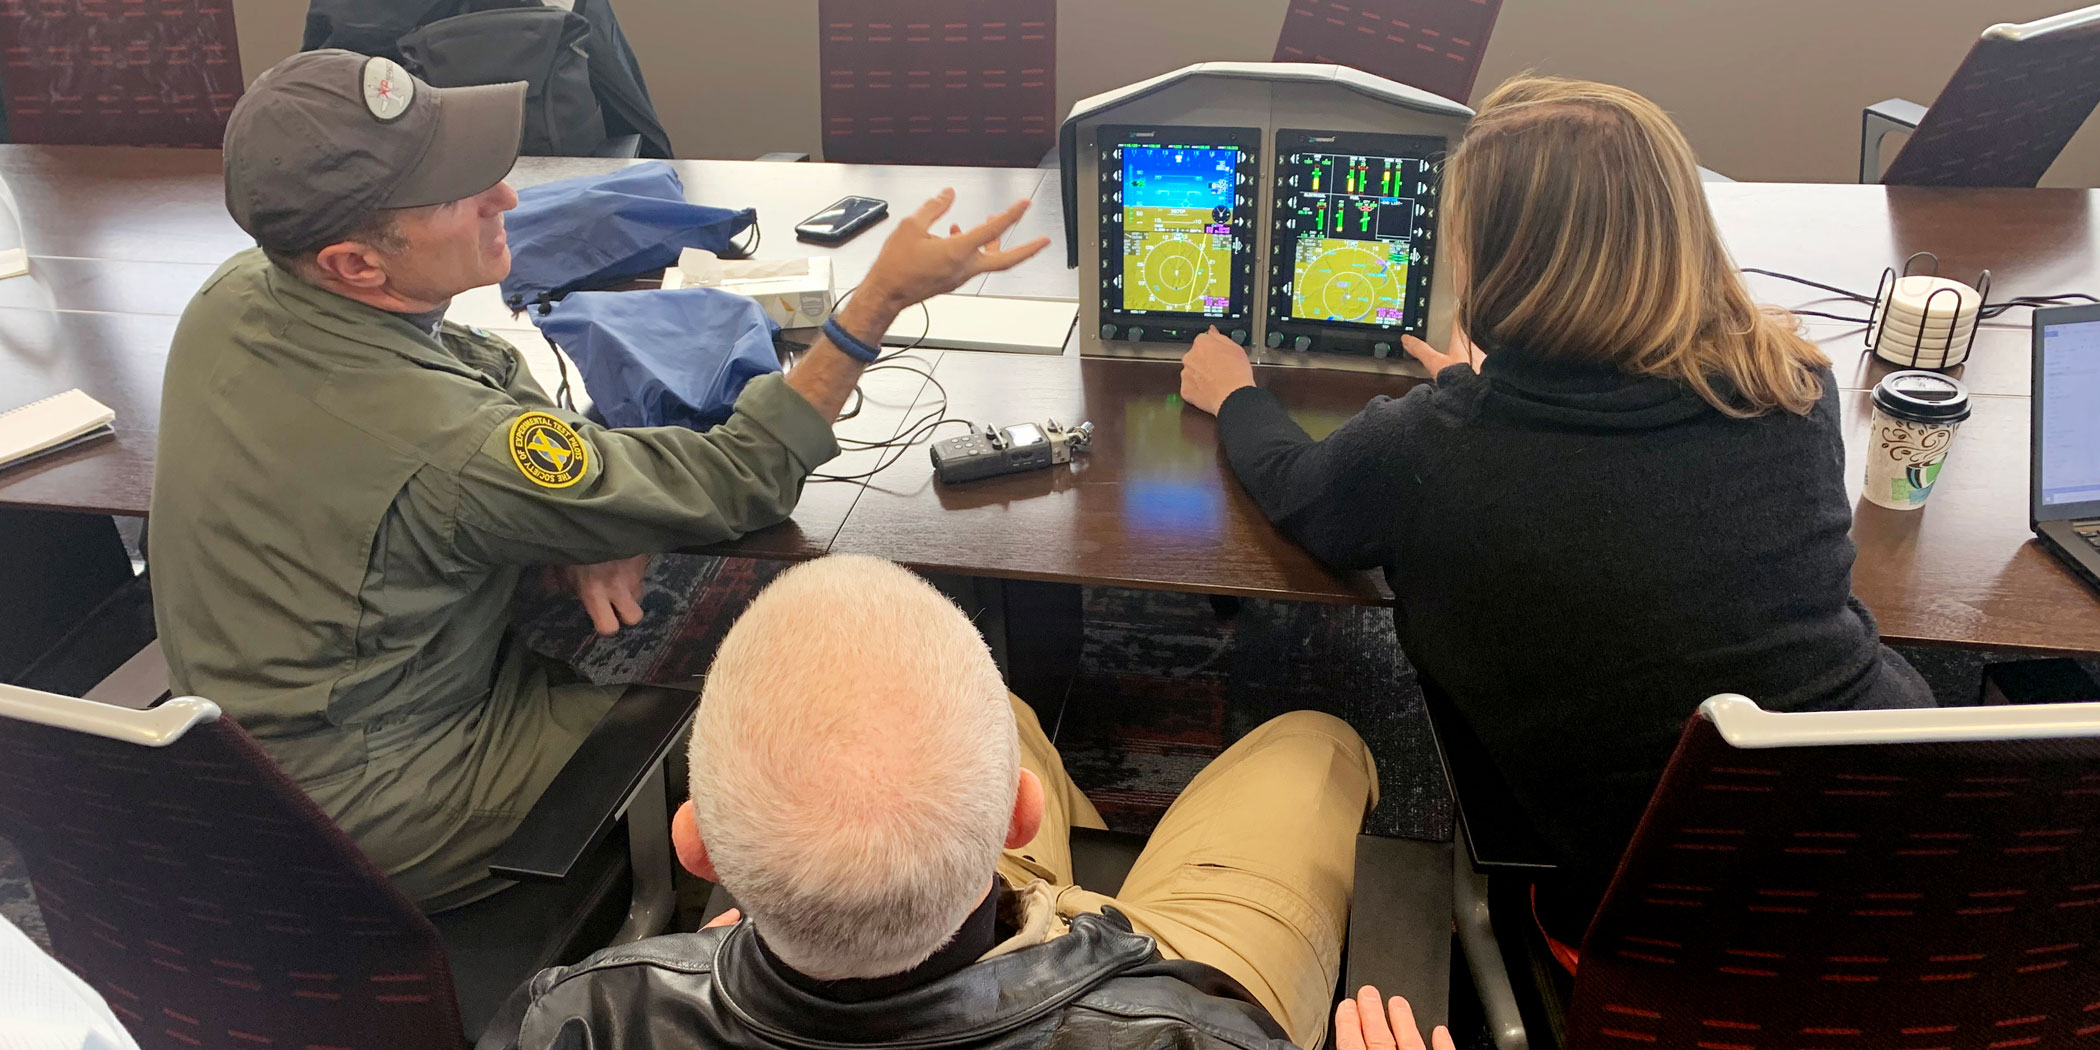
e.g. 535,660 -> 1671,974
996,693 -> 1378,1050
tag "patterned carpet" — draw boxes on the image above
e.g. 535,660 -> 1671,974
504,555 -> 1450,840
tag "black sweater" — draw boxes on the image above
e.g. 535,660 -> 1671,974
1217,354 -> 1935,943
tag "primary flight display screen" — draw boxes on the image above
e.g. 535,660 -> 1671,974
1097,125 -> 1259,333
1268,130 -> 1444,338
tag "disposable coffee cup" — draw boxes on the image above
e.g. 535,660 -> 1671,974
1863,370 -> 1971,510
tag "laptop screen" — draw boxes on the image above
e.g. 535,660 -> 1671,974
2040,316 -> 2100,514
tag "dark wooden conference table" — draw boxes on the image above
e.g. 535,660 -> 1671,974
2,145 -> 2097,665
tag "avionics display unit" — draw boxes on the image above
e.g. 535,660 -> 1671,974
1095,126 -> 1261,347
1265,130 -> 1444,360
1060,64 -> 1474,375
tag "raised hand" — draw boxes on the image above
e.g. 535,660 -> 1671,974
858,189 -> 1051,312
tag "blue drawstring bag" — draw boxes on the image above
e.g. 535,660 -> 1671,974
499,161 -> 758,311
531,286 -> 782,431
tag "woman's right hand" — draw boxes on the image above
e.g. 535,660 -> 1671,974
1400,322 -> 1483,376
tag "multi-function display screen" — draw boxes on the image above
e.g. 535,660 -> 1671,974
1268,130 -> 1444,337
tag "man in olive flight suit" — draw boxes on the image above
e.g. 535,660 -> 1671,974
149,49 -> 1047,910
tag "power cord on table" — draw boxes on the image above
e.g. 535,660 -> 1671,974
782,282 -> 966,485
1742,267 -> 2099,324
810,358 -> 969,483
807,283 -> 933,424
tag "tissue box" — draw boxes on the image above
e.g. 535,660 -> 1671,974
663,248 -> 834,329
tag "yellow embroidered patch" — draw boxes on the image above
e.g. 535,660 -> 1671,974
507,412 -> 589,489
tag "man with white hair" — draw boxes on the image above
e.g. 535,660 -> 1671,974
483,555 -> 1454,1050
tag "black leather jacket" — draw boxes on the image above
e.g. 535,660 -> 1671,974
478,912 -> 1297,1050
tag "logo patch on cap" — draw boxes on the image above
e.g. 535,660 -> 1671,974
508,412 -> 590,489
362,57 -> 415,122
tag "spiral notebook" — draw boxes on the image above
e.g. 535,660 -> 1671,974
0,389 -> 116,471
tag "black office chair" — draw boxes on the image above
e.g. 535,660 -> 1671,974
1419,673 -> 1569,1050
1861,5 -> 2100,187
301,0 -> 674,160
3,575 -> 687,1042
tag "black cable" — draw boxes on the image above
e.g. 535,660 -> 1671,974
1744,266 -> 2098,323
1740,267 -> 1875,303
811,360 -> 961,482
1789,310 -> 1875,325
1978,293 -> 2100,319
724,222 -> 761,260
834,363 -> 949,450
549,337 -> 578,412
823,281 -> 935,358
811,418 -> 971,482
794,282 -> 947,483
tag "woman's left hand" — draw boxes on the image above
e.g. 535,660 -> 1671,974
1179,327 -> 1256,416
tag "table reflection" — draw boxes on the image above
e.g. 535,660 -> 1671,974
1121,394 -> 1224,538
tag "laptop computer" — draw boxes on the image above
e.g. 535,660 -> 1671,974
2032,304 -> 2100,591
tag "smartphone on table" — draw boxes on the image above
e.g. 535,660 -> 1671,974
795,196 -> 889,245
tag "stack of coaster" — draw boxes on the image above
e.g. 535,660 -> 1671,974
1873,274 -> 1981,368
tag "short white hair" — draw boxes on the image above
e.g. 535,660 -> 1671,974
687,555 -> 1019,980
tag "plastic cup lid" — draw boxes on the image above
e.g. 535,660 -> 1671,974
1872,369 -> 1972,422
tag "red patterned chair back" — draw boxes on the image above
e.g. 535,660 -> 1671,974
1569,695 -> 2100,1049
1273,0 -> 1502,106
0,0 -> 241,147
818,0 -> 1055,166
0,688 -> 467,1050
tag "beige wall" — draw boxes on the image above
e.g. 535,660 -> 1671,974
233,0 -> 2100,185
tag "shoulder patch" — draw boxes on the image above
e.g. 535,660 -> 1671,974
507,412 -> 589,489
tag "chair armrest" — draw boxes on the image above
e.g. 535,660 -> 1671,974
488,685 -> 698,883
755,151 -> 812,162
1453,822 -> 1530,1050
1344,835 -> 1453,1031
593,134 -> 644,160
84,640 -> 170,711
1417,674 -> 1559,873
1861,98 -> 1929,183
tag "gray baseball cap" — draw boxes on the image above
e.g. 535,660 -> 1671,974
224,49 -> 525,252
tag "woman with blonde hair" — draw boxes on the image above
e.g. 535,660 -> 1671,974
1180,75 -> 1934,951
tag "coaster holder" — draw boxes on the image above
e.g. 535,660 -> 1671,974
1864,251 -> 1989,370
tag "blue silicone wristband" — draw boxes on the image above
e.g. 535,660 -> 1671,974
822,318 -> 882,364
